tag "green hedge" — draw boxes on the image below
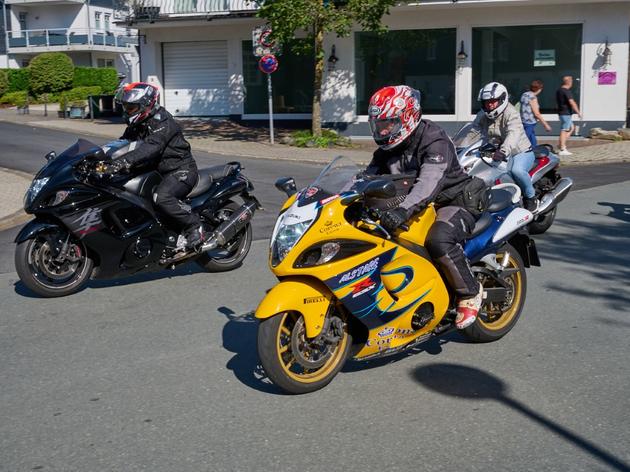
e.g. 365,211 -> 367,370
59,86 -> 102,108
29,52 -> 74,95
0,70 -> 8,96
0,91 -> 29,107
73,67 -> 119,93
0,69 -> 30,93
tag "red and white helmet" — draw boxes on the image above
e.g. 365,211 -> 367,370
478,82 -> 509,120
115,82 -> 160,126
368,85 -> 422,150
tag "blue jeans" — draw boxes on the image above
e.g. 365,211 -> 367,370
508,151 -> 536,199
523,123 -> 537,147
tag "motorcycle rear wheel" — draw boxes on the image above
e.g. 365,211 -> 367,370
257,310 -> 352,394
195,201 -> 252,272
15,234 -> 93,298
464,244 -> 526,342
529,206 -> 556,235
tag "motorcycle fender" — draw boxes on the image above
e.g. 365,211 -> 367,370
255,277 -> 333,339
14,220 -> 60,244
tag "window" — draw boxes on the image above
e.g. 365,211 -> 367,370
18,12 -> 27,32
472,24 -> 583,114
97,58 -> 114,68
104,14 -> 110,31
94,12 -> 101,30
355,28 -> 456,115
241,40 -> 314,114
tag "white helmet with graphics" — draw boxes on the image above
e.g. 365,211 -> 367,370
478,82 -> 509,120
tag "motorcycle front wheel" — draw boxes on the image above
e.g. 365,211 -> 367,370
464,243 -> 527,342
257,310 -> 352,394
15,233 -> 93,298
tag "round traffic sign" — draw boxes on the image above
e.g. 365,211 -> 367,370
259,54 -> 279,74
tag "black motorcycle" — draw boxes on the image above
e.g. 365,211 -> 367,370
14,139 -> 261,297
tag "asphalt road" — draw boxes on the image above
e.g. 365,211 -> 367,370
1,123 -> 630,471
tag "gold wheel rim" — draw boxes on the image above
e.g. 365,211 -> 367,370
275,312 -> 348,384
479,254 -> 522,331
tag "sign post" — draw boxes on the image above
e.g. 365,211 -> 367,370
253,26 -> 280,145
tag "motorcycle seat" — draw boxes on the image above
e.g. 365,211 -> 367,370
470,212 -> 493,238
187,164 -> 235,198
487,188 -> 513,213
533,145 -> 552,159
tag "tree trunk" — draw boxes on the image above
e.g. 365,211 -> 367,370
311,19 -> 324,138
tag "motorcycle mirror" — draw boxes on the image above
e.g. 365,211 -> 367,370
275,177 -> 297,197
363,179 -> 397,199
45,151 -> 57,162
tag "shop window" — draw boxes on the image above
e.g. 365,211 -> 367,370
355,28 -> 456,115
242,40 -> 314,114
472,24 -> 582,114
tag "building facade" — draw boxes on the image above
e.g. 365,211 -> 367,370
2,0 -> 139,80
125,0 -> 630,136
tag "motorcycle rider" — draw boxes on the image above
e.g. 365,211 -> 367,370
364,85 -> 488,329
105,82 -> 205,249
471,82 -> 538,212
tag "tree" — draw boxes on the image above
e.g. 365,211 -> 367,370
256,0 -> 397,137
29,52 -> 74,96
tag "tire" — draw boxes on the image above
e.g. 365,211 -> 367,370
15,234 -> 93,298
257,311 -> 352,394
195,201 -> 253,272
463,243 -> 527,342
529,206 -> 556,235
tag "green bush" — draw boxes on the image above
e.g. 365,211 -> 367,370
0,91 -> 29,107
289,129 -> 352,148
73,67 -> 119,93
0,70 -> 8,96
4,69 -> 30,92
29,53 -> 74,95
59,86 -> 102,108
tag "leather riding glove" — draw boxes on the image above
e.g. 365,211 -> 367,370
492,150 -> 507,162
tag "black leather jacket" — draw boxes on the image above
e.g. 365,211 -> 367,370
366,119 -> 471,215
120,107 -> 195,173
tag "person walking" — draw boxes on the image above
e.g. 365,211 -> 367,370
520,80 -> 552,147
556,76 -> 582,156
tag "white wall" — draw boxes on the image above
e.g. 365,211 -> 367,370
9,3 -> 128,32
136,2 -> 629,124
321,1 -> 630,124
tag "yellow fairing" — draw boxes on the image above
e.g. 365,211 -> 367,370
255,277 -> 333,338
397,205 -> 436,246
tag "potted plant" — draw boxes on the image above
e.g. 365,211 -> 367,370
69,100 -> 87,119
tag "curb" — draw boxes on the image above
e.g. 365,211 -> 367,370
0,167 -> 33,232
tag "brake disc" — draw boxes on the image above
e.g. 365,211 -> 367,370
290,316 -> 334,370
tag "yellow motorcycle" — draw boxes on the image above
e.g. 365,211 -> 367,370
256,157 -> 539,394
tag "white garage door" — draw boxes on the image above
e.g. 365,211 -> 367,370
163,41 -> 230,116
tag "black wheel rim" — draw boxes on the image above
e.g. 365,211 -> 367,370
26,236 -> 88,290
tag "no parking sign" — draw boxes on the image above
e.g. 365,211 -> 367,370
258,54 -> 279,74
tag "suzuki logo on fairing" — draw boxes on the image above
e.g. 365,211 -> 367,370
73,208 -> 102,235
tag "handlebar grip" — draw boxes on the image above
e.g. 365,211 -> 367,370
400,224 -> 410,232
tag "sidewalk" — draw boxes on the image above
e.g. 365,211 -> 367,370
0,168 -> 32,231
3,107 -> 630,166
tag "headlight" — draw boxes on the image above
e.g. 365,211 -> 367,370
271,220 -> 313,265
24,177 -> 50,207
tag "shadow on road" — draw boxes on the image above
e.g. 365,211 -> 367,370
13,263 -> 206,298
537,212 -> 630,311
411,363 -> 630,472
217,306 -> 283,395
597,201 -> 630,223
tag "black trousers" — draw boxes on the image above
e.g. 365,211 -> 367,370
153,164 -> 200,230
425,206 -> 480,298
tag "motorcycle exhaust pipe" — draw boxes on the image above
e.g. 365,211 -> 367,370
535,177 -> 573,215
200,200 -> 258,252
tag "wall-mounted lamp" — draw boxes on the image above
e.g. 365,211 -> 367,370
327,44 -> 339,72
457,40 -> 467,67
602,39 -> 613,69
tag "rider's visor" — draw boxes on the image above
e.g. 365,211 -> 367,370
482,98 -> 500,112
369,117 -> 402,142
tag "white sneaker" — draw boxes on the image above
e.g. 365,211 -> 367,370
558,149 -> 573,156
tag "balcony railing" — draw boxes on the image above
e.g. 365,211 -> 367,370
125,0 -> 258,21
7,28 -> 139,50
